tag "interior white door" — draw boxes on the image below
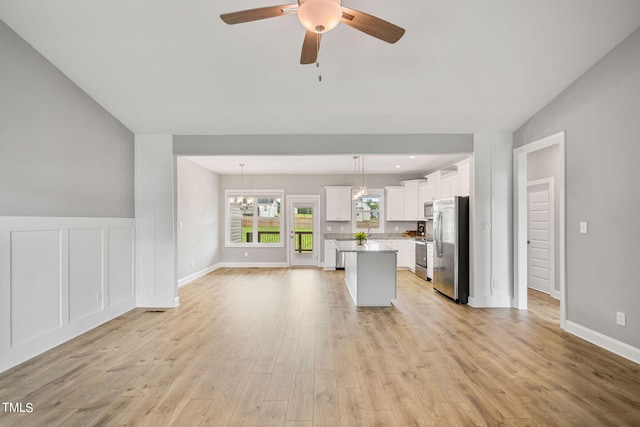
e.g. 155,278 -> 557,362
288,196 -> 320,266
527,180 -> 554,294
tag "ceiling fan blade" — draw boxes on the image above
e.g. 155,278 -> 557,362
340,7 -> 405,44
301,30 -> 321,65
220,4 -> 298,25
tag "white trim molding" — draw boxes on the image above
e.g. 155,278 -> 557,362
218,262 -> 289,268
178,264 -> 220,287
513,131 -> 566,326
0,216 -> 136,373
566,321 -> 640,365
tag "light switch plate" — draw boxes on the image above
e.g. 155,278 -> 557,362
617,312 -> 626,326
580,222 -> 588,234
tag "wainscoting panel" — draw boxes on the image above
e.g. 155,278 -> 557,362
69,228 -> 104,322
0,217 -> 136,373
10,230 -> 62,347
108,227 -> 135,305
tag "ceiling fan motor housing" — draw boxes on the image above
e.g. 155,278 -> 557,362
297,0 -> 343,33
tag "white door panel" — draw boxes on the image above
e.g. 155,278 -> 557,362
288,196 -> 320,267
527,181 -> 554,294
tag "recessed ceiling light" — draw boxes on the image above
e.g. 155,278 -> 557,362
409,155 -> 416,159
395,165 -> 401,168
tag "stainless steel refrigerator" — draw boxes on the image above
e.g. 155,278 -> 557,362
432,196 -> 469,303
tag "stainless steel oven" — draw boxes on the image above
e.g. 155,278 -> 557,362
415,240 -> 428,280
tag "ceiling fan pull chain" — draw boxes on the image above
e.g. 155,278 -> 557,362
316,33 -> 322,82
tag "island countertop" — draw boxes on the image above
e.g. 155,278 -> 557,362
334,240 -> 399,253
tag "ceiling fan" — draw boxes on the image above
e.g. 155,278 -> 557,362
220,0 -> 405,64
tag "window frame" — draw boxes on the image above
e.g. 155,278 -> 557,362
225,189 -> 285,248
351,188 -> 385,233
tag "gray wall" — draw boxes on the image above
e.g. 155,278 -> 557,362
527,144 -> 561,296
514,28 -> 640,348
176,158 -> 220,280
0,20 -> 134,217
217,173 -> 419,263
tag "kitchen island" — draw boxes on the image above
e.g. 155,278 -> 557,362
334,240 -> 398,307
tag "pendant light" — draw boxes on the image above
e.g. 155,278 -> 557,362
232,163 -> 254,209
352,156 -> 360,200
358,155 -> 368,198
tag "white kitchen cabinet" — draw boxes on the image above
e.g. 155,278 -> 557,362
396,239 -> 411,269
427,242 -> 434,280
407,239 -> 416,272
324,239 -> 337,270
425,171 -> 440,201
325,186 -> 352,221
456,157 -> 471,196
385,186 -> 405,221
418,181 -> 433,219
439,171 -> 458,199
402,179 -> 426,221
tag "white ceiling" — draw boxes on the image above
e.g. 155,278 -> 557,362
1,1 -> 640,136
185,153 -> 468,175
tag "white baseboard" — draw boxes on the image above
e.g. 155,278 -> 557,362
468,294 -> 512,308
218,262 -> 289,268
178,264 -> 220,287
565,320 -> 640,365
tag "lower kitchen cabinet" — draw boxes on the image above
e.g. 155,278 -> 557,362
324,239 -> 337,270
427,242 -> 434,280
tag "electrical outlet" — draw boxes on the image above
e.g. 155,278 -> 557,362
580,222 -> 588,234
179,221 -> 183,229
244,252 -> 249,257
190,260 -> 194,268
340,226 -> 344,231
97,291 -> 103,303
616,312 -> 626,327
327,226 -> 332,231
395,226 -> 399,231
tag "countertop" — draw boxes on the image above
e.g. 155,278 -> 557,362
334,240 -> 398,253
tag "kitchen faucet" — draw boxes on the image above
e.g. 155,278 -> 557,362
367,221 -> 372,238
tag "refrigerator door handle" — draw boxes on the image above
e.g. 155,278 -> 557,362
435,211 -> 443,258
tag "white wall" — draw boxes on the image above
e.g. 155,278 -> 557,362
0,217 -> 136,373
135,135 -> 177,308
177,158 -> 220,284
0,20 -> 137,374
470,134 -> 513,308
514,27 -> 640,358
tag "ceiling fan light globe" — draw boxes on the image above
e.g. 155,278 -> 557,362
297,0 -> 343,34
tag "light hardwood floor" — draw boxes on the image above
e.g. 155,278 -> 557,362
1,268 -> 639,426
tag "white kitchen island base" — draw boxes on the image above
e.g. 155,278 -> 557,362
336,241 -> 398,307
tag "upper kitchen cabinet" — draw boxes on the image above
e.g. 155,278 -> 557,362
439,170 -> 459,199
418,180 -> 432,219
325,186 -> 352,221
385,186 -> 405,221
402,179 -> 427,221
455,157 -> 471,196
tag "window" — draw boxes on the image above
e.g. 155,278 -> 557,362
225,190 -> 284,247
352,189 -> 384,233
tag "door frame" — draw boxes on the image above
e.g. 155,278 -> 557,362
527,177 -> 556,298
286,195 -> 321,267
513,130 -> 566,329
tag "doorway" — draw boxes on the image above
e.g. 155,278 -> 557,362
527,178 -> 555,296
514,131 -> 566,329
287,195 -> 320,266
